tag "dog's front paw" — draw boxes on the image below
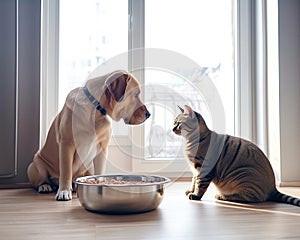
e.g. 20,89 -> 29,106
55,190 -> 72,201
188,193 -> 202,201
38,184 -> 53,193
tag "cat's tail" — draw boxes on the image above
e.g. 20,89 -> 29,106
269,189 -> 300,207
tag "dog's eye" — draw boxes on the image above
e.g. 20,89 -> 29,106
134,92 -> 140,98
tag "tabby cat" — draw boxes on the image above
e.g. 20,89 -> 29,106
173,105 -> 300,206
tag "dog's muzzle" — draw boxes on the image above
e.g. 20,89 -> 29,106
125,106 -> 151,125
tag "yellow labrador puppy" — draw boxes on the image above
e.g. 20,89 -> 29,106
27,70 -> 150,201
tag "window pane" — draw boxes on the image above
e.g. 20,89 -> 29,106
59,0 -> 128,135
145,0 -> 234,159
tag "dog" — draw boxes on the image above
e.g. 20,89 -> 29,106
27,70 -> 150,201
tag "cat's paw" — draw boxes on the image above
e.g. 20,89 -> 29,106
185,190 -> 193,196
188,193 -> 202,201
215,194 -> 226,201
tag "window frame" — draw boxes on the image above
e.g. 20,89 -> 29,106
40,0 -> 59,146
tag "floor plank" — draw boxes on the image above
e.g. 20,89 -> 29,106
0,183 -> 300,240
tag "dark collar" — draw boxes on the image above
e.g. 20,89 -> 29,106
83,86 -> 106,115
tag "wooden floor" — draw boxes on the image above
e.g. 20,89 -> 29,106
1,182 -> 300,240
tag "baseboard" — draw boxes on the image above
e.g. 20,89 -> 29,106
0,183 -> 32,189
278,181 -> 300,187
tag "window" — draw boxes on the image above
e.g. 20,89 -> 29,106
143,0 -> 234,160
59,0 -> 128,135
42,0 -> 266,177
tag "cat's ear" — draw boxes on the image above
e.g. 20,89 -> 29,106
177,105 -> 184,113
184,105 -> 196,118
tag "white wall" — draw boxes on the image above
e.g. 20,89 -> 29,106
278,0 -> 300,184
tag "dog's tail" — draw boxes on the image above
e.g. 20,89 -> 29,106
269,189 -> 300,207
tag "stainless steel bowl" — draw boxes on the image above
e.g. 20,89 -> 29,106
75,174 -> 170,214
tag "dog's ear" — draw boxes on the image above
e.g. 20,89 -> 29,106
106,73 -> 130,102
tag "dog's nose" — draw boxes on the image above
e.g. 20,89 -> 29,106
145,110 -> 151,119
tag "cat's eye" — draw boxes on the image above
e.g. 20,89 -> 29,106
174,119 -> 179,125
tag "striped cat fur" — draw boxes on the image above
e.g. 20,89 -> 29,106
173,105 -> 300,207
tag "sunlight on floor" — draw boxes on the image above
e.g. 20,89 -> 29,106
167,181 -> 300,217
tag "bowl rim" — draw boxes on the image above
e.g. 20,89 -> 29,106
75,173 -> 171,187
